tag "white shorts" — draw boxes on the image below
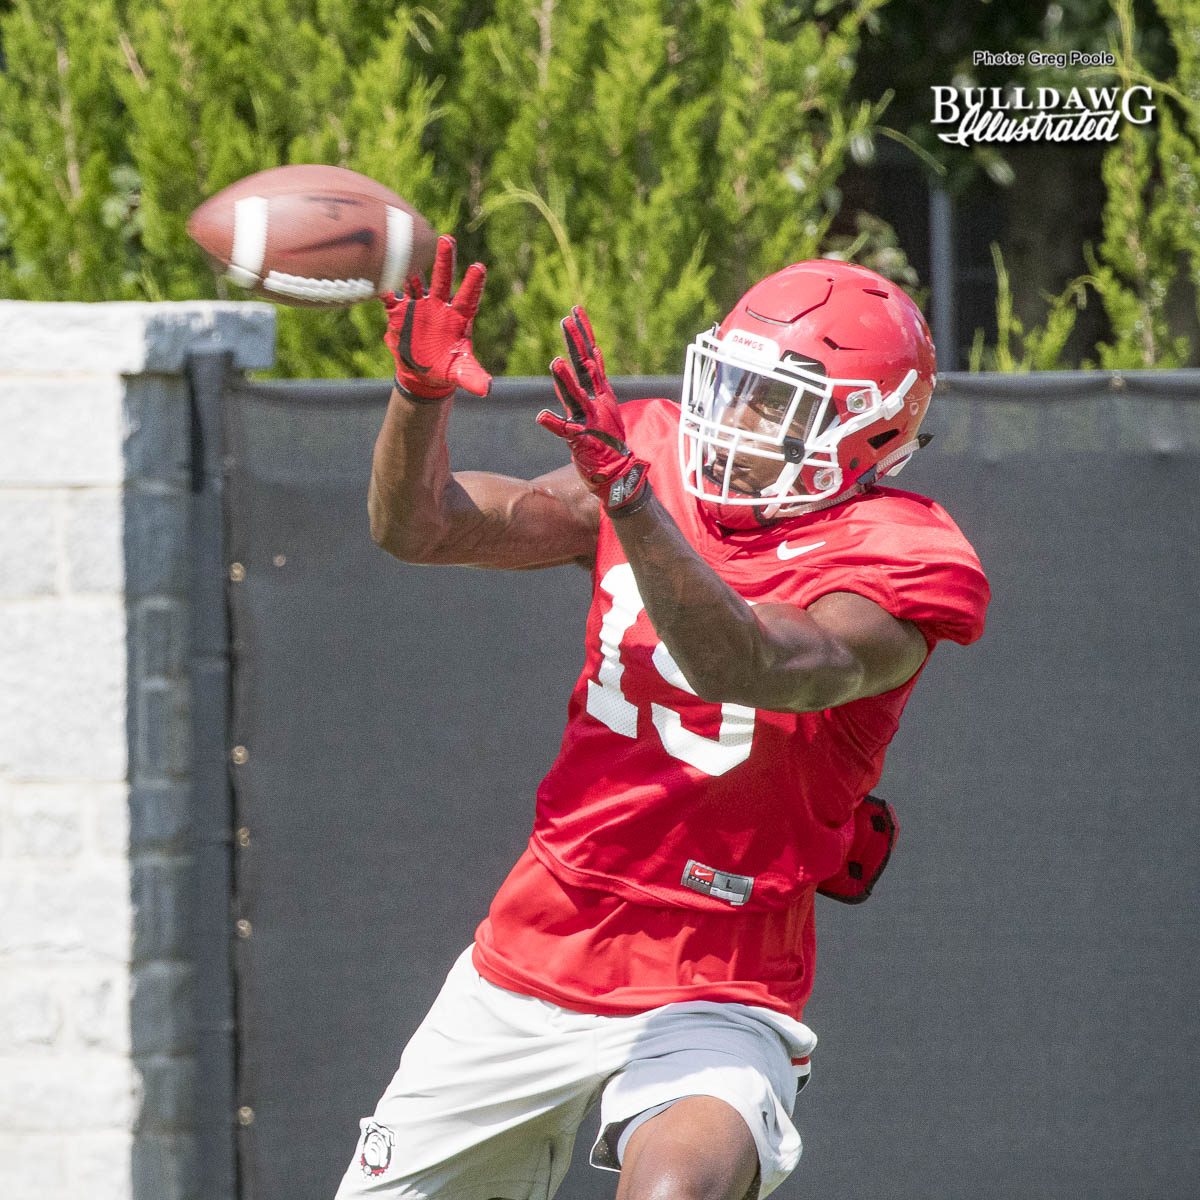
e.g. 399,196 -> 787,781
333,947 -> 816,1200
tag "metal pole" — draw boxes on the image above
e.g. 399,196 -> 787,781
187,347 -> 238,1200
929,183 -> 958,371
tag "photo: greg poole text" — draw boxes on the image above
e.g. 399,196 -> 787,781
972,50 -> 1117,68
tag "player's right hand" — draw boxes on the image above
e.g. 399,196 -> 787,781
537,307 -> 651,514
383,235 -> 492,401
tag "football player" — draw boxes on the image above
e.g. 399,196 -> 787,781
335,236 -> 990,1200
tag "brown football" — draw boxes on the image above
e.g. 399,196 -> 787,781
186,164 -> 437,308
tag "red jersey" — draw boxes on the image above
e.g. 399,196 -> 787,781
473,397 -> 989,1017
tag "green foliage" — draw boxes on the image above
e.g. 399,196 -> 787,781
968,245 -> 1094,372
969,0 -> 1200,371
0,1 -> 133,299
1085,0 -> 1194,367
0,0 -> 909,377
10,0 -> 1196,376
428,0 -> 898,373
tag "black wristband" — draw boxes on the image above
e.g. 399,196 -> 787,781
394,375 -> 454,404
606,472 -> 653,519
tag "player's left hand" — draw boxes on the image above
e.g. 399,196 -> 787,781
537,307 -> 650,513
383,234 -> 492,401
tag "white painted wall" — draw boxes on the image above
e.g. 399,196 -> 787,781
0,302 -> 274,1200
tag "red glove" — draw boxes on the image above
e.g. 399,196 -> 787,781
383,235 -> 491,401
536,307 -> 650,514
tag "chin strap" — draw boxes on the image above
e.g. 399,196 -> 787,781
782,478 -> 873,517
874,432 -> 932,478
767,432 -> 933,518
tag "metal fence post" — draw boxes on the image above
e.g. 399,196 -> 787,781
186,347 -> 238,1200
929,183 -> 958,371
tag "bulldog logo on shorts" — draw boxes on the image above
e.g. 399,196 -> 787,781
359,1120 -> 395,1177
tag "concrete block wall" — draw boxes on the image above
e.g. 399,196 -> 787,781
0,303 -> 275,1200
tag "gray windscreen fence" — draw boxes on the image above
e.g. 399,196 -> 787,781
220,371 -> 1200,1200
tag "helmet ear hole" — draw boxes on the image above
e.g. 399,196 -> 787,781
867,428 -> 900,450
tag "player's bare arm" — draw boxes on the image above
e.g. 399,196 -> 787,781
609,494 -> 927,711
538,307 -> 928,713
368,397 -> 600,569
369,235 -> 601,570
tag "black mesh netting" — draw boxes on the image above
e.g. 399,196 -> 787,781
223,372 -> 1200,1200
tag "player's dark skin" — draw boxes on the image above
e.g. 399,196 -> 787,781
369,390 -> 928,713
369,382 -> 927,1200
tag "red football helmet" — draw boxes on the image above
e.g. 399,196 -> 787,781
678,260 -> 936,526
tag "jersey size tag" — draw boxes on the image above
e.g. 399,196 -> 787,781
682,859 -> 754,906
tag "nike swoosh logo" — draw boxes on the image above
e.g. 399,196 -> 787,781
777,540 -> 826,560
396,300 -> 431,375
